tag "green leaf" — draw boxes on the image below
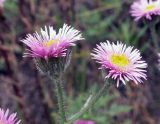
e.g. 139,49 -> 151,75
107,104 -> 131,116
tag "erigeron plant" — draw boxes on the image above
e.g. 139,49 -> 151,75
21,24 -> 83,124
21,24 -> 147,124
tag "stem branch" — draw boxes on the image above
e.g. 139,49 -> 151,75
67,79 -> 110,123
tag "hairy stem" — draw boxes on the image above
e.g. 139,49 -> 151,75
52,76 -> 66,124
67,79 -> 110,123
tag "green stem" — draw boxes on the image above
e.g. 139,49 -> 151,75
67,79 -> 110,123
53,76 -> 66,124
150,27 -> 159,51
149,20 -> 159,52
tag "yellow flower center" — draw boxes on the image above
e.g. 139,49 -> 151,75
110,54 -> 129,68
43,39 -> 59,47
145,4 -> 155,11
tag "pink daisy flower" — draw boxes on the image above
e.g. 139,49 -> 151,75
74,120 -> 96,124
21,24 -> 83,58
130,0 -> 160,21
91,41 -> 147,87
0,108 -> 21,124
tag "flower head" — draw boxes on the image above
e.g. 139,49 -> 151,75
91,41 -> 147,87
34,50 -> 72,76
21,24 -> 83,58
130,0 -> 160,21
74,120 -> 96,124
0,108 -> 20,124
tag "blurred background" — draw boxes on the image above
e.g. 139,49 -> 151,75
0,0 -> 160,124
